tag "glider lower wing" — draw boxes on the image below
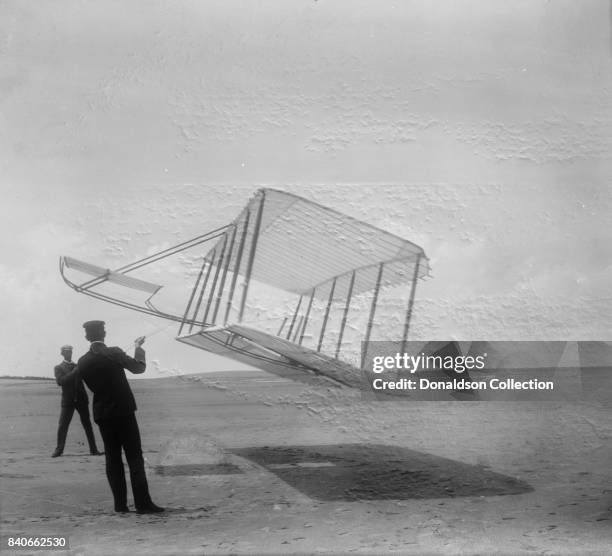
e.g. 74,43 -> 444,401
178,324 -> 362,388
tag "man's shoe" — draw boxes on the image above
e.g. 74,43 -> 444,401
90,450 -> 104,456
136,503 -> 165,514
115,506 -> 130,513
51,449 -> 62,458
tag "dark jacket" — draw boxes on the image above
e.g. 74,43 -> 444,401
54,360 -> 88,407
77,343 -> 146,423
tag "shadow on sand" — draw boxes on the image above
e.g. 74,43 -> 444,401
232,444 -> 533,501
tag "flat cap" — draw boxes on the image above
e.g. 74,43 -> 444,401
83,320 -> 106,331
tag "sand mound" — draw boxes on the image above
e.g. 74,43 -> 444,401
156,434 -> 228,466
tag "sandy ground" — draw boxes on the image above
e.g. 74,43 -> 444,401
1,371 -> 612,555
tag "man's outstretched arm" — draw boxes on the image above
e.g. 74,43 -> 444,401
113,336 -> 146,374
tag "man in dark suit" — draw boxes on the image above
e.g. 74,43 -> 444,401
52,345 -> 101,457
77,320 -> 164,514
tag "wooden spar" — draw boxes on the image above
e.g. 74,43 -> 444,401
76,226 -> 229,291
361,262 -> 384,369
238,191 -> 265,322
400,254 -> 422,354
202,236 -> 228,324
317,278 -> 337,352
224,210 -> 250,325
211,224 -> 237,323
298,288 -> 315,346
179,257 -> 208,336
277,317 -> 288,336
335,270 -> 356,358
286,295 -> 303,340
292,316 -> 304,342
189,252 -> 215,333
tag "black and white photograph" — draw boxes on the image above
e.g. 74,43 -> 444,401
1,1 -> 611,554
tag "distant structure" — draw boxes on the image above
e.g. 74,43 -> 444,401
60,189 -> 430,387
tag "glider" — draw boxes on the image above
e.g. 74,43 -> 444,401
60,188 -> 430,387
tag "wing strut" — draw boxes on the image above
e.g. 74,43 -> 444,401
60,225 -> 231,327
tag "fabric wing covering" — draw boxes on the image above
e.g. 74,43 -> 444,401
202,189 -> 429,299
62,256 -> 162,294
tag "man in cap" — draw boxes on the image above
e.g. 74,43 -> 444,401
52,344 -> 101,457
76,320 -> 164,514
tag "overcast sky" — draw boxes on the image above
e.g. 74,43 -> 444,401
1,1 -> 610,377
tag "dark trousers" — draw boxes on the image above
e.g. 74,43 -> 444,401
56,404 -> 98,453
97,413 -> 153,510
